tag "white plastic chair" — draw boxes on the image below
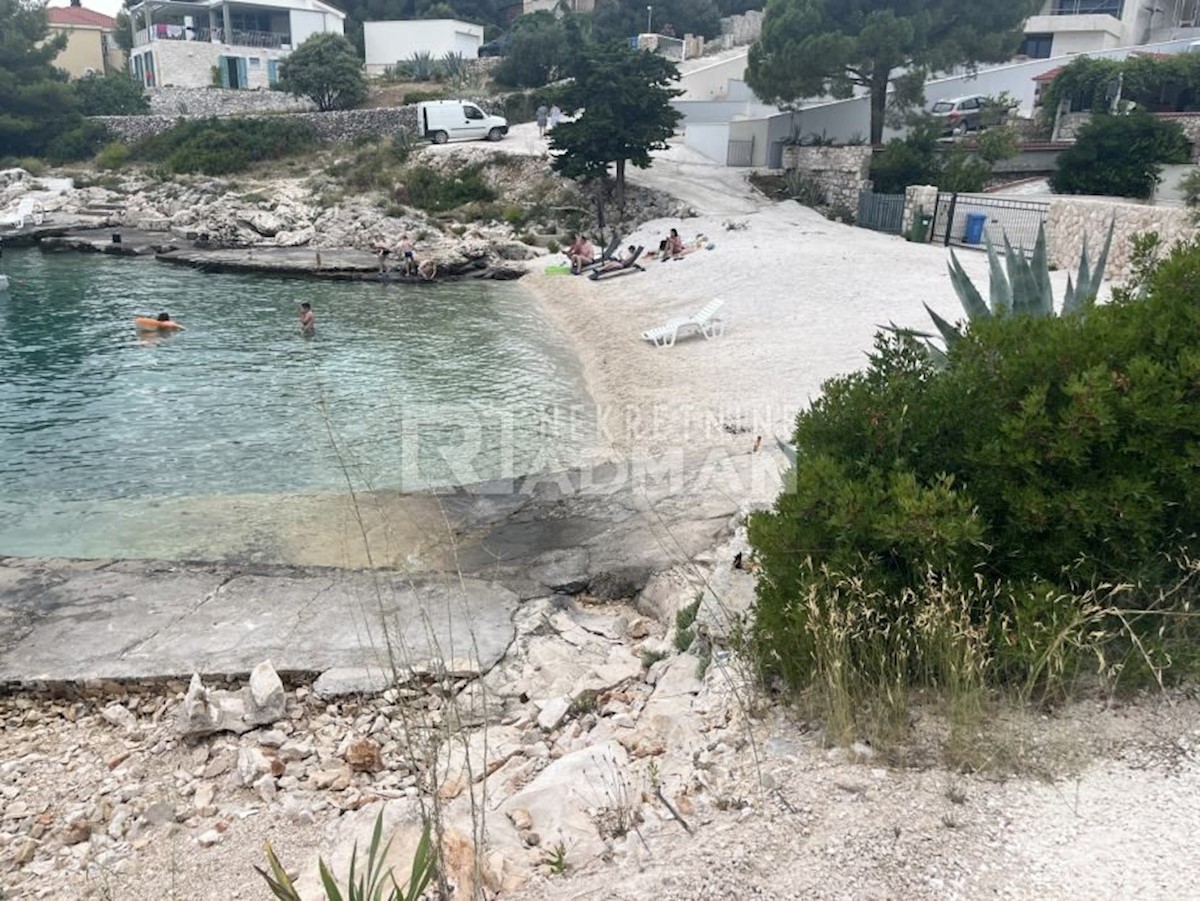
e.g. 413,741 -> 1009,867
641,299 -> 726,348
0,198 -> 45,230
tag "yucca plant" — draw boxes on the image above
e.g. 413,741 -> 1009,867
256,812 -> 437,901
920,219 -> 1114,365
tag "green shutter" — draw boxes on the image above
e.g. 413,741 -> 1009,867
218,55 -> 230,87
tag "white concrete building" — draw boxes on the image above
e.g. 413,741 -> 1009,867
1019,0 -> 1200,59
125,0 -> 345,89
363,19 -> 483,74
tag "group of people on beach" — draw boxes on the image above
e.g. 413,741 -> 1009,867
374,234 -> 437,281
565,225 -> 701,275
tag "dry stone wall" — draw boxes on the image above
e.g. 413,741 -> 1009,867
147,86 -> 315,116
781,145 -> 872,211
902,184 -> 939,235
93,107 -> 418,144
1046,196 -> 1196,278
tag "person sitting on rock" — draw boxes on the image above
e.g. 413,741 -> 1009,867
418,259 -> 437,281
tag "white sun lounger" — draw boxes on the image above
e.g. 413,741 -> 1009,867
641,298 -> 726,348
0,198 -> 45,230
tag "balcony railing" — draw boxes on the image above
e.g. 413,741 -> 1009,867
133,25 -> 290,48
1049,0 -> 1123,15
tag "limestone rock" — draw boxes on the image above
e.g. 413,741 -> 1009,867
500,741 -> 631,864
536,698 -> 570,732
101,703 -> 137,733
237,747 -> 284,786
248,660 -> 286,726
345,738 -> 384,774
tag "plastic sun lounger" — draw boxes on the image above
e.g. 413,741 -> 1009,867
589,246 -> 645,281
640,298 -> 726,348
0,198 -> 45,230
577,234 -> 622,273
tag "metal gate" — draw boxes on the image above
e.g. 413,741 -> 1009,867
930,193 -> 1050,255
856,190 -> 905,234
726,136 -> 755,167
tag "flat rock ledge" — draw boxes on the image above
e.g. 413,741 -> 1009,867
0,451 -> 779,688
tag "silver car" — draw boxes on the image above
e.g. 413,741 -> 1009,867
930,95 -> 988,136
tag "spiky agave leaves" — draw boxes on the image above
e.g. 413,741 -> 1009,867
1063,218 -> 1115,314
930,218 -> 1115,364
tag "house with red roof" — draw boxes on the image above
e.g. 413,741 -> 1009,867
46,0 -> 125,79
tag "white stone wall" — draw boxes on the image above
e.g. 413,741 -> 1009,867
781,145 -> 872,211
133,40 -> 291,89
1046,196 -> 1197,278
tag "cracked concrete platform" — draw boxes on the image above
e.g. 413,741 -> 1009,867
0,451 -> 779,685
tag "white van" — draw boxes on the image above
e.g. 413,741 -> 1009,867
417,100 -> 508,144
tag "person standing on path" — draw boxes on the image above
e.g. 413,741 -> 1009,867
299,302 -> 315,336
535,103 -> 549,138
549,104 -> 562,130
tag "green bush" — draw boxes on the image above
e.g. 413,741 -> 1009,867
73,72 -> 149,116
326,135 -> 413,192
403,88 -> 448,104
397,164 -> 495,212
95,141 -> 131,170
749,238 -> 1200,699
130,117 -> 316,175
1050,112 -> 1189,199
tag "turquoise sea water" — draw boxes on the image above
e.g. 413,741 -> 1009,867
0,249 -> 595,559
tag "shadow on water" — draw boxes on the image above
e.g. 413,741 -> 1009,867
0,249 -> 598,561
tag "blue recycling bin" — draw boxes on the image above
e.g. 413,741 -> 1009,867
963,212 -> 988,245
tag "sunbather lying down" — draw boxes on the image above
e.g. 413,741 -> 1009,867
595,245 -> 639,273
652,228 -> 710,261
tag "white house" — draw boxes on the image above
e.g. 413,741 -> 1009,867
363,19 -> 483,75
125,0 -> 345,89
1019,0 -> 1200,59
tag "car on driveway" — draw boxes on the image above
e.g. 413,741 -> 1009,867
930,95 -> 988,136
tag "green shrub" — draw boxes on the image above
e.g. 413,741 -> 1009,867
73,72 -> 149,116
1050,112 -> 1189,199
403,88 -> 448,104
130,117 -> 316,175
6,156 -> 47,176
397,164 -> 495,212
749,238 -> 1200,701
95,141 -> 131,170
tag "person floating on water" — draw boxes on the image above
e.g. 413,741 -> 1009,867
299,301 -> 315,335
133,312 -> 184,331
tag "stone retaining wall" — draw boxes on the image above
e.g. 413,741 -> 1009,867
147,86 -> 315,116
1046,195 -> 1196,278
781,145 -> 872,211
92,106 -> 418,144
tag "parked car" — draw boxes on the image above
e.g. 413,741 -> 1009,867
417,100 -> 508,144
929,95 -> 988,136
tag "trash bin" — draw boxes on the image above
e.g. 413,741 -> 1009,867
908,207 -> 934,243
963,212 -> 988,245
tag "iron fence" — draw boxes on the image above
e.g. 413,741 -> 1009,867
930,192 -> 1050,255
856,191 -> 906,234
726,137 -> 755,167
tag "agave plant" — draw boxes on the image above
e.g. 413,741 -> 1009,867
408,50 -> 435,81
920,219 -> 1114,366
257,811 -> 436,901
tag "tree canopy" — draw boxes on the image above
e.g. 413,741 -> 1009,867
493,10 -> 572,89
0,0 -> 94,159
591,0 -> 721,44
746,0 -> 1039,144
279,33 -> 367,111
549,42 -> 681,211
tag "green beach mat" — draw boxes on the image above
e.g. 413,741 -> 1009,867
544,264 -> 571,275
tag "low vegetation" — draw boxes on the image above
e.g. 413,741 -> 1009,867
129,117 -> 317,175
748,236 -> 1200,752
870,115 -> 1019,195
